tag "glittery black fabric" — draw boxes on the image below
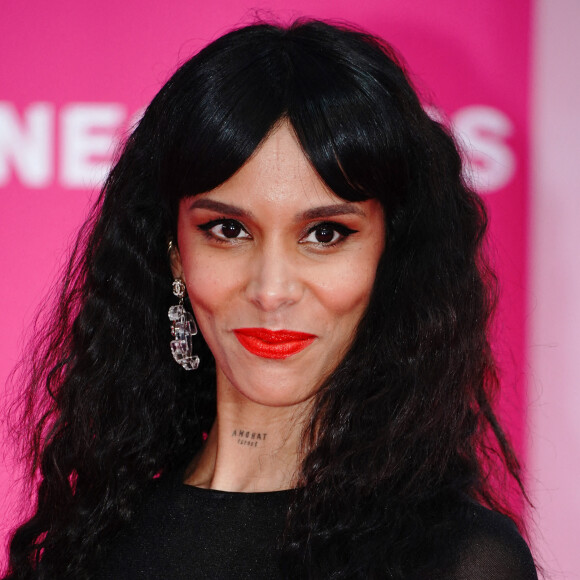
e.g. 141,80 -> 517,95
96,474 -> 290,579
95,474 -> 537,579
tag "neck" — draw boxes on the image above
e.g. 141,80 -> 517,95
183,377 -> 311,492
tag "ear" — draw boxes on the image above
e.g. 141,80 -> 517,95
169,241 -> 183,280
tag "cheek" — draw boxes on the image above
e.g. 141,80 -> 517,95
315,258 -> 378,319
178,254 -> 237,361
180,252 -> 239,314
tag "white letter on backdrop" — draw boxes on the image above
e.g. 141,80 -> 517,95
0,102 -> 53,188
60,103 -> 125,189
453,105 -> 516,193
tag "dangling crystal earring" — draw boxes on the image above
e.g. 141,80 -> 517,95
168,278 -> 199,370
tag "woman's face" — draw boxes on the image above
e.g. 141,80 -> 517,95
174,122 -> 385,408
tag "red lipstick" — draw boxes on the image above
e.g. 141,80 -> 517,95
233,328 -> 316,359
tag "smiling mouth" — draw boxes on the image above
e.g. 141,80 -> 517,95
233,328 -> 316,359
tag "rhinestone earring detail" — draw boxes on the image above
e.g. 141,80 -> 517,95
168,278 -> 200,370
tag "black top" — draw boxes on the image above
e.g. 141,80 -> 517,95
96,473 -> 537,579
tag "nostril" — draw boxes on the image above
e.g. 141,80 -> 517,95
245,258 -> 302,312
247,283 -> 301,312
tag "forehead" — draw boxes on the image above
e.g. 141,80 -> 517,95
191,122 -> 349,213
179,121 -> 386,231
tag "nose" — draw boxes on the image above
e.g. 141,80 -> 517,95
245,241 -> 303,312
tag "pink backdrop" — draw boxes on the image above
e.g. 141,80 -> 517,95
3,0 -> 566,574
528,1 -> 580,578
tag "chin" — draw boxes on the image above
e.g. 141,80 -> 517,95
223,366 -> 321,409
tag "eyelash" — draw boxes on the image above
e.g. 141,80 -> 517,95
197,218 -> 357,247
300,222 -> 358,246
198,218 -> 250,243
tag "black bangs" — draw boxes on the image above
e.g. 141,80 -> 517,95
284,22 -> 419,213
142,21 -> 426,218
152,24 -> 289,202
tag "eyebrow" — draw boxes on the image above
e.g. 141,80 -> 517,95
301,204 -> 365,220
187,198 -> 366,221
188,198 -> 252,218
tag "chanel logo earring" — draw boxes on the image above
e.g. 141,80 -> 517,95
168,278 -> 200,370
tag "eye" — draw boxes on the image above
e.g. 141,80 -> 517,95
301,222 -> 357,246
199,219 -> 251,241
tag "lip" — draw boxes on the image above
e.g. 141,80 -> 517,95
233,328 -> 316,359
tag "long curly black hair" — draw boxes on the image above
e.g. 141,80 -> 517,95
4,19 -> 525,579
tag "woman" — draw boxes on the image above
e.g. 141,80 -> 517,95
5,19 -> 537,579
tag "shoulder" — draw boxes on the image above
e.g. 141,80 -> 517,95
441,500 -> 538,580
